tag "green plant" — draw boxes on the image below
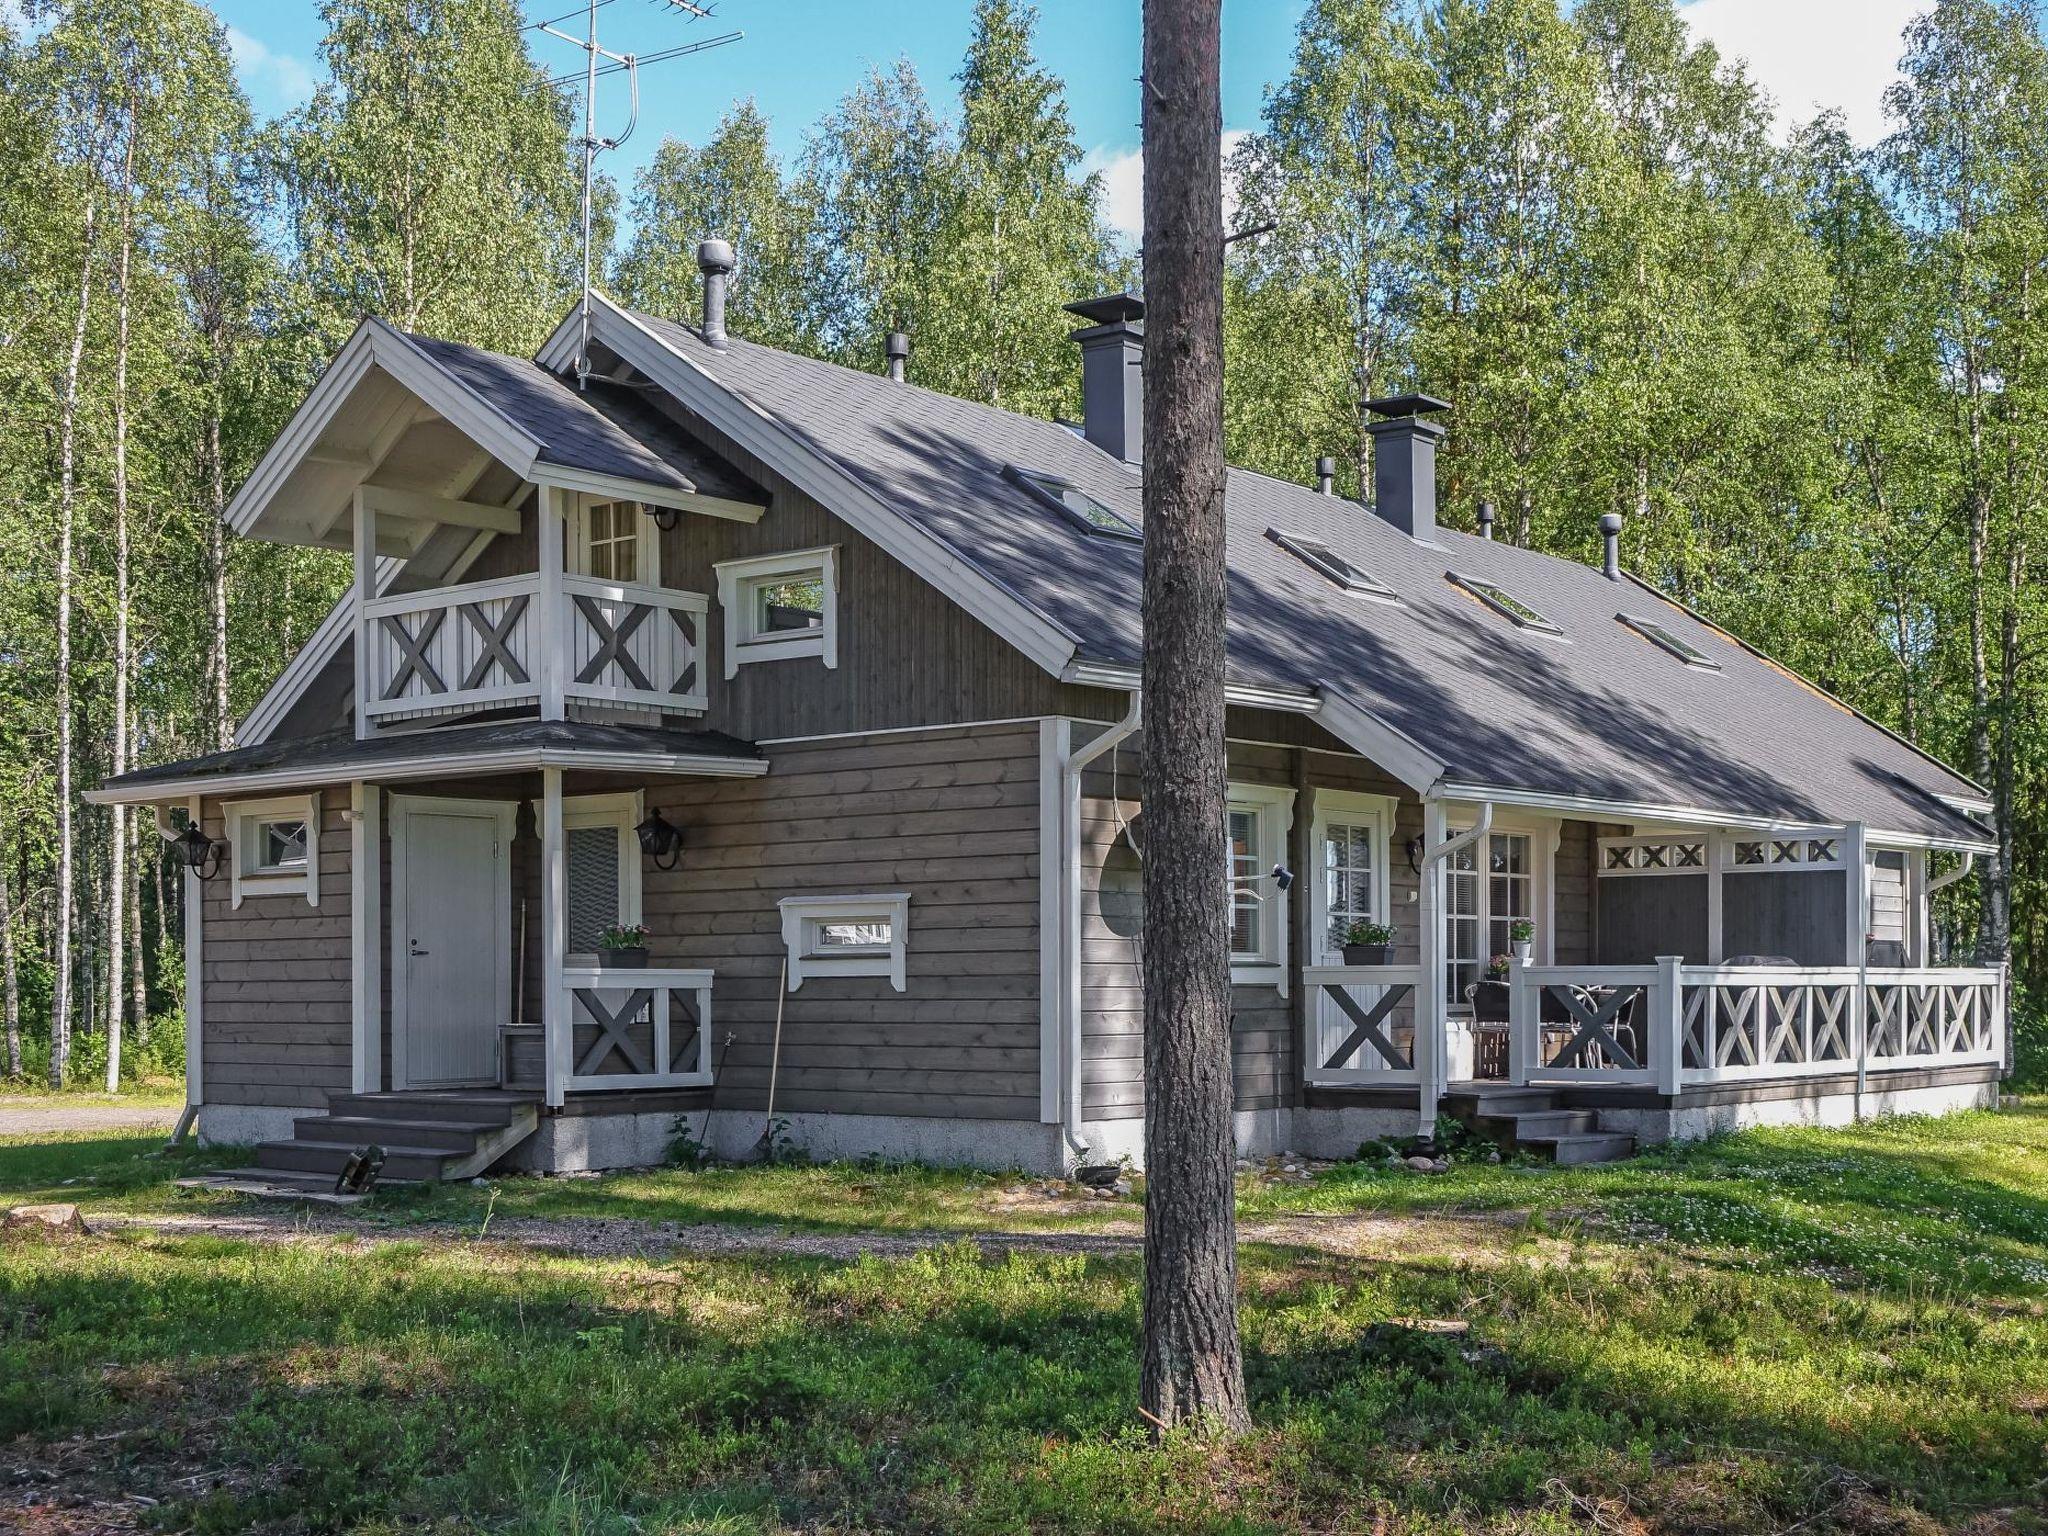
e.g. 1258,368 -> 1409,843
597,924 -> 650,951
1486,953 -> 1511,978
1508,917 -> 1536,943
1340,919 -> 1396,947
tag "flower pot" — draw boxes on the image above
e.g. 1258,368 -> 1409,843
598,947 -> 649,970
1342,943 -> 1392,967
1510,940 -> 1533,964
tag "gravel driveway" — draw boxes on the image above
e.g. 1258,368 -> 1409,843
0,1099 -> 180,1137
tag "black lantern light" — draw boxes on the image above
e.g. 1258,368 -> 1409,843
178,821 -> 227,879
1405,837 -> 1425,876
635,808 -> 684,870
646,504 -> 681,532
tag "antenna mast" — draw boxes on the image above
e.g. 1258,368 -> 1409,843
538,0 -> 741,387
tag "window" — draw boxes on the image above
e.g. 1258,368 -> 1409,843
225,793 -> 321,909
779,893 -> 910,989
1266,528 -> 1396,600
1446,572 -> 1563,636
1618,613 -> 1720,670
1226,783 -> 1296,987
715,546 -> 839,676
1446,828 -> 1542,1007
572,499 -> 649,584
562,793 -> 643,960
1004,464 -> 1141,542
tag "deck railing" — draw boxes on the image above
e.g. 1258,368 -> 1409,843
1303,964 -> 1425,1087
1507,959 -> 2007,1092
561,575 -> 708,715
549,966 -> 716,1105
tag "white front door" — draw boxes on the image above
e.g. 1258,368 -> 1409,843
392,797 -> 513,1089
1306,792 -> 1402,1079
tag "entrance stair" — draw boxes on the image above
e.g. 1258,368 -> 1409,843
1442,1086 -> 1636,1165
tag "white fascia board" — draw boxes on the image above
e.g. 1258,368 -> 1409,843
225,325 -> 380,537
1060,657 -> 1323,714
563,294 -> 1081,680
236,556 -> 402,747
363,321 -> 543,476
533,464 -> 766,523
85,746 -> 769,806
1313,687 -> 1446,796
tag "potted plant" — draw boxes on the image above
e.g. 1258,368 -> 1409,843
1340,919 -> 1396,967
597,923 -> 651,969
1486,953 -> 1511,980
1508,917 -> 1535,963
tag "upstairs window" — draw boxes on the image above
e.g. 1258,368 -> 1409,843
572,498 -> 649,584
1267,528 -> 1396,600
1004,464 -> 1141,542
715,546 -> 839,677
1446,572 -> 1562,636
1618,613 -> 1721,670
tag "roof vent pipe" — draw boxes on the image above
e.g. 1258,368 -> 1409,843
697,238 -> 734,351
1599,512 -> 1623,579
1362,393 -> 1451,543
1316,456 -> 1336,495
1477,500 -> 1496,540
885,330 -> 911,383
1064,293 -> 1145,465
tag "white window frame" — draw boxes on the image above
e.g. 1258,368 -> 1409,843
715,545 -> 839,677
225,792 -> 321,909
1227,782 -> 1297,991
1307,790 -> 1395,958
1443,812 -> 1557,1012
569,496 -> 651,585
779,893 -> 909,990
560,791 -> 644,965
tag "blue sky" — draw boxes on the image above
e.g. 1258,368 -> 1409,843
204,0 -> 1921,241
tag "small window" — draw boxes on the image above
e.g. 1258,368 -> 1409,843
715,546 -> 839,677
1618,613 -> 1720,670
226,792 -> 321,909
1447,572 -> 1562,635
779,894 -> 909,990
1226,783 -> 1296,988
1266,528 -> 1396,599
572,499 -> 649,584
1004,464 -> 1141,542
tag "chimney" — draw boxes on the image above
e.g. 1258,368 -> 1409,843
1477,500 -> 1496,540
697,238 -> 734,350
885,330 -> 911,383
1599,512 -> 1623,579
1362,393 -> 1451,542
1316,456 -> 1336,495
1064,292 -> 1145,464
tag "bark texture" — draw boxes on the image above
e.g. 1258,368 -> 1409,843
1138,0 -> 1249,1436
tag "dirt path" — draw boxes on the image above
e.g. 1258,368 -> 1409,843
89,1205 -> 1562,1266
0,1099 -> 180,1137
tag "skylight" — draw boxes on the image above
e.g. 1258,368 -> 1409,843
1266,528 -> 1397,600
1004,465 -> 1140,542
1446,572 -> 1563,635
1618,613 -> 1721,670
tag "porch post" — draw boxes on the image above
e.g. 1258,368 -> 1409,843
1845,821 -> 1869,1119
352,488 -> 375,741
536,484 -> 567,722
1654,953 -> 1684,1095
182,794 -> 204,1123
1705,830 -> 1725,963
1507,953 -> 1530,1086
1417,800 -> 1447,1138
349,781 -> 383,1094
541,766 -> 568,1108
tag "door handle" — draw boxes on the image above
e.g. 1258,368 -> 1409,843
409,940 -> 430,956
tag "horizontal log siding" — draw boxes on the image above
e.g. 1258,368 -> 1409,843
635,720 -> 1045,1120
199,795 -> 353,1110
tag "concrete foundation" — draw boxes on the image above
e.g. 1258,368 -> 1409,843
197,1104 -> 302,1146
1599,1074 -> 1997,1144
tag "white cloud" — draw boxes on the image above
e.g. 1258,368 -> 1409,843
1083,130 -> 1251,246
224,24 -> 316,111
1679,0 -> 1919,143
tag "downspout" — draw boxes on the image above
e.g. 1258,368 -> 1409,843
1058,693 -> 1142,1164
1414,800 -> 1493,1139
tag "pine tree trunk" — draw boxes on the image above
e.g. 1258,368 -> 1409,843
51,193 -> 96,1089
1,841 -> 19,1080
106,116 -> 137,1092
1138,0 -> 1249,1438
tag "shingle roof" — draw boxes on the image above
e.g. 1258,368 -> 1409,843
401,332 -> 765,507
618,306 -> 1987,845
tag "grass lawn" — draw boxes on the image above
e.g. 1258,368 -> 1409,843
2,1108 -> 2045,1533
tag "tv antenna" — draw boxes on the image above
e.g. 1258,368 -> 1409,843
536,0 -> 743,385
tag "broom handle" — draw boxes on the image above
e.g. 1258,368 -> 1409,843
764,956 -> 787,1127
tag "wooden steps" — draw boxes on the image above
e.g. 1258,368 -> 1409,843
183,1091 -> 540,1201
1443,1086 -> 1637,1165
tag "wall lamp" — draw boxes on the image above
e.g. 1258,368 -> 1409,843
178,821 -> 228,880
635,808 -> 684,870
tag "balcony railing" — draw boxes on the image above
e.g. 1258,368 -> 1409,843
550,966 -> 715,1104
361,573 -> 710,722
1505,960 -> 2007,1091
1303,963 -> 1424,1087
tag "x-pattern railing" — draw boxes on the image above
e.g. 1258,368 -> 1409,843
556,966 -> 714,1100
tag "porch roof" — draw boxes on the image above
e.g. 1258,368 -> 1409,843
84,720 -> 766,805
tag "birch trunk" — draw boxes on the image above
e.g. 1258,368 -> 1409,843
1138,0 -> 1249,1437
51,193 -> 96,1089
1,844 -> 18,1080
106,116 -> 136,1091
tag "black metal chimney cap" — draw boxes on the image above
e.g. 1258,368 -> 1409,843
1364,392 -> 1451,419
1063,292 -> 1146,327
